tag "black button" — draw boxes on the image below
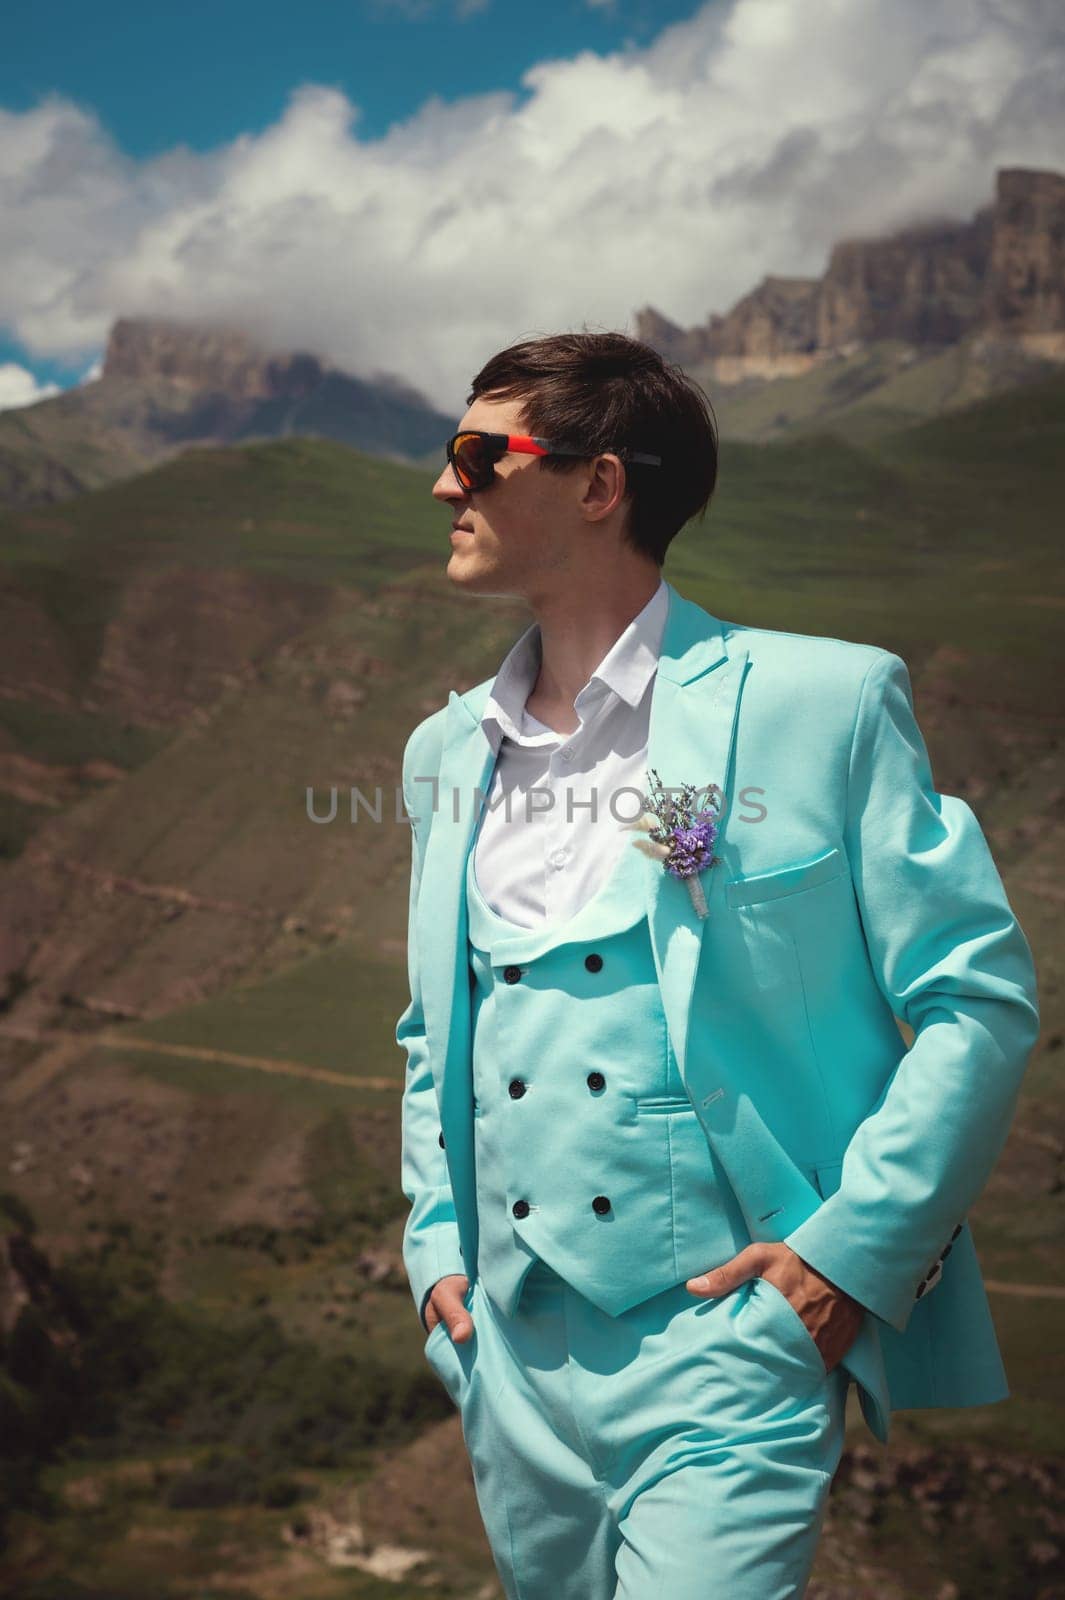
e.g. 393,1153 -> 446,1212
503,965 -> 523,984
591,1195 -> 611,1215
587,1071 -> 605,1091
585,953 -> 603,972
508,1078 -> 526,1099
438,1131 -> 445,1148
512,1199 -> 530,1218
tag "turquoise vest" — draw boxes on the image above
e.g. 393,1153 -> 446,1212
465,830 -> 750,1319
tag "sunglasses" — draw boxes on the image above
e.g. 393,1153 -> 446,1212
444,430 -> 662,493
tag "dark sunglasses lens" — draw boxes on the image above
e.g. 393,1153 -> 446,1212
452,432 -> 492,489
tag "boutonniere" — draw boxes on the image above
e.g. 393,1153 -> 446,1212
622,767 -> 724,920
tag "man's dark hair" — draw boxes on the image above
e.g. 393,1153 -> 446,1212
466,329 -> 718,566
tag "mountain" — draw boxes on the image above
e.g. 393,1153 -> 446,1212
0,316 -> 456,510
637,167 -> 1065,441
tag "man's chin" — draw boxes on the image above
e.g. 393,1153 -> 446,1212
446,555 -> 511,594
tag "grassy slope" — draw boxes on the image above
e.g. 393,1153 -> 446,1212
0,436 -> 461,855
0,373 -> 1063,1594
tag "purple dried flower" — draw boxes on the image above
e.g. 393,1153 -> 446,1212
666,818 -> 717,878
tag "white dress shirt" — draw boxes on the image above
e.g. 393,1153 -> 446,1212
472,577 -> 669,928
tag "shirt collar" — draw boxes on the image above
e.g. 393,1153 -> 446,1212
481,576 -> 669,752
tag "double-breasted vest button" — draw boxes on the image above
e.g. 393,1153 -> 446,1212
591,1195 -> 611,1215
508,1078 -> 526,1099
586,1071 -> 605,1091
512,1199 -> 530,1218
438,1131 -> 445,1148
503,964 -> 523,984
584,953 -> 603,972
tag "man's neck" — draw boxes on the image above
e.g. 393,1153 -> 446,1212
524,570 -> 662,734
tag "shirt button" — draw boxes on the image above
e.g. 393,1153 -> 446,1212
591,1195 -> 612,1216
560,746 -> 575,761
508,1078 -> 526,1098
550,848 -> 568,868
512,1199 -> 530,1219
584,953 -> 603,972
587,1071 -> 605,1091
503,965 -> 523,983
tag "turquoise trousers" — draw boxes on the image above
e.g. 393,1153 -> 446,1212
424,1260 -> 849,1599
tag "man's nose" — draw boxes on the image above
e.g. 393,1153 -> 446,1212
432,463 -> 468,501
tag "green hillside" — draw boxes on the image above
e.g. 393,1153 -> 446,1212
0,373 -> 1063,1596
0,436 -> 460,857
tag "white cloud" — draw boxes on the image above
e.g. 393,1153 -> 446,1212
0,362 -> 62,411
0,0 -> 1061,417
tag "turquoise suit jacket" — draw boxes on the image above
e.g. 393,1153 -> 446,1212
397,579 -> 1040,1444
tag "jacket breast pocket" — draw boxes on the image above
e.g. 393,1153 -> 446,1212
725,846 -> 845,910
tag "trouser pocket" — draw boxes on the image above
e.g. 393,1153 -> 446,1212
424,1282 -> 477,1408
741,1275 -> 829,1395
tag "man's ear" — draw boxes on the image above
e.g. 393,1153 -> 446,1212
579,453 -> 627,523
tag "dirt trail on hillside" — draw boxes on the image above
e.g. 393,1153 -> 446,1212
981,1278 -> 1065,1299
0,1021 -> 399,1095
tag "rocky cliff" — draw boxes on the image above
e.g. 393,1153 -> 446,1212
102,317 -> 328,401
637,167 -> 1065,383
99,314 -> 447,443
102,317 -> 434,410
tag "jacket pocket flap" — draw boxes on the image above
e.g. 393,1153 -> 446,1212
635,1094 -> 696,1114
726,845 -> 844,909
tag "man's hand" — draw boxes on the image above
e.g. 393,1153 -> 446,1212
424,1273 -> 474,1343
686,1242 -> 864,1371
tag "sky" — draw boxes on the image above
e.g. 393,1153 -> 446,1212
1,0 -> 1063,416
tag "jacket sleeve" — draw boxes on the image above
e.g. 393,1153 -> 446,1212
397,728 -> 467,1331
783,651 -> 1040,1333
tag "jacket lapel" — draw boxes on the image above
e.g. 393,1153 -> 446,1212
641,593 -> 749,1087
415,691 -> 496,1128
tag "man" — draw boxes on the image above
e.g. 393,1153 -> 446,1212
395,331 -> 1040,1599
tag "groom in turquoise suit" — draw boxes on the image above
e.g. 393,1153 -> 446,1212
396,331 -> 1040,1599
